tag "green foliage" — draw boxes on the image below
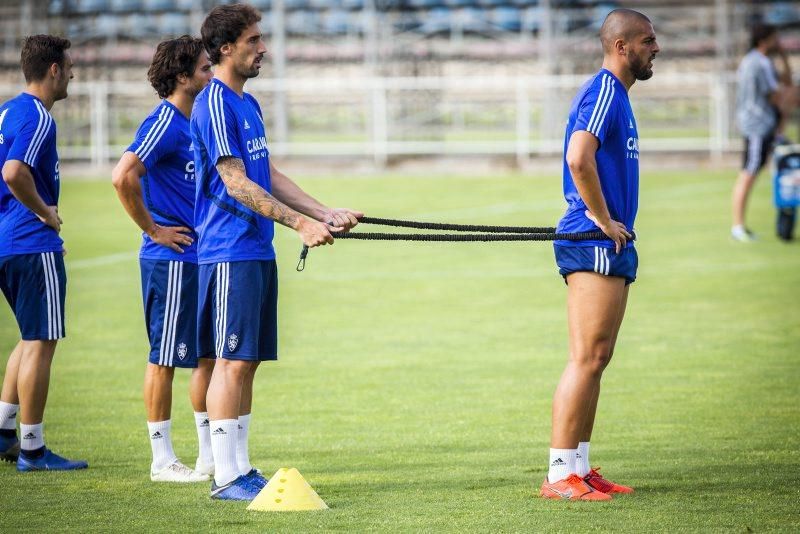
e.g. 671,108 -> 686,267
1,169 -> 798,531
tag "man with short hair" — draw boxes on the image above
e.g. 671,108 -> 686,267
112,36 -> 215,483
192,4 -> 362,500
542,9 -> 658,500
0,34 -> 87,471
732,24 -> 796,242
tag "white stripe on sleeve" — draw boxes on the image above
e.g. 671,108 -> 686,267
24,101 -> 53,166
591,83 -> 616,136
209,85 -> 230,157
586,74 -> 610,134
135,106 -> 175,163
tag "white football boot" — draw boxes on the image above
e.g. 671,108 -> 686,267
194,457 -> 215,478
150,460 -> 210,482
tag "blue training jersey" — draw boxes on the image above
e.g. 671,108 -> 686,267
126,100 -> 197,262
555,69 -> 639,248
191,78 -> 274,265
0,93 -> 63,256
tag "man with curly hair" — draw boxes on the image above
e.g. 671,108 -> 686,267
112,36 -> 214,483
193,4 -> 362,500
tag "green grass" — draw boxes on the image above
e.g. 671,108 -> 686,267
1,169 -> 798,531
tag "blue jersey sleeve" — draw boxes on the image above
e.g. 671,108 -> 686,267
199,84 -> 243,165
6,103 -> 54,169
127,106 -> 177,170
574,73 -> 618,145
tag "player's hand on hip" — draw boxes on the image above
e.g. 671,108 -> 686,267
324,208 -> 363,232
38,205 -> 62,233
585,210 -> 632,254
150,224 -> 193,254
298,218 -> 340,247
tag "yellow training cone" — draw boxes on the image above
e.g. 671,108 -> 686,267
247,468 -> 329,512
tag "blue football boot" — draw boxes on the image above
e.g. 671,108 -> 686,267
16,448 -> 88,472
0,433 -> 20,462
210,475 -> 260,501
243,468 -> 268,490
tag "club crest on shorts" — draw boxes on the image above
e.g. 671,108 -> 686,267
227,333 -> 239,352
177,342 -> 188,360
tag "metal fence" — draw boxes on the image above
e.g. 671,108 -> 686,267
0,71 -> 738,167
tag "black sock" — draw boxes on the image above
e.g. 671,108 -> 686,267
0,429 -> 16,438
20,446 -> 45,459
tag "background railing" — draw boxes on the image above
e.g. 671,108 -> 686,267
0,71 -> 740,167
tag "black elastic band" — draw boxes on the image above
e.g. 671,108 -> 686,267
358,216 -> 555,234
334,231 -> 614,241
295,216 -> 634,272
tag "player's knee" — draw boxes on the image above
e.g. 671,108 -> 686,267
577,343 -> 613,375
147,363 -> 175,380
216,358 -> 254,379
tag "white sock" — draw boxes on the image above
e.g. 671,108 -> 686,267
147,420 -> 178,472
236,413 -> 252,475
194,412 -> 213,467
576,441 -> 591,477
20,422 -> 44,451
547,448 -> 576,483
0,401 -> 18,430
209,419 -> 239,486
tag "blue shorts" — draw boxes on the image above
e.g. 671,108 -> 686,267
0,252 -> 66,340
198,260 -> 278,361
141,259 -> 202,368
554,244 -> 638,285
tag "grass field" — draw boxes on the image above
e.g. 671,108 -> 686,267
1,168 -> 798,532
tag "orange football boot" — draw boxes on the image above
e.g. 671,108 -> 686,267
584,467 -> 634,494
540,473 -> 612,501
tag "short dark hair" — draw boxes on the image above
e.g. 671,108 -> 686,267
201,4 -> 261,65
147,35 -> 205,98
20,35 -> 71,83
750,23 -> 777,49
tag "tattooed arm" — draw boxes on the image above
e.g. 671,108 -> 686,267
270,160 -> 363,231
216,156 -> 337,246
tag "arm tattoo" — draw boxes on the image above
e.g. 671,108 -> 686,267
217,157 -> 300,228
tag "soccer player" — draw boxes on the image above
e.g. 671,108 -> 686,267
193,4 -> 362,500
0,35 -> 87,471
541,9 -> 658,500
731,24 -> 796,242
111,36 -> 215,482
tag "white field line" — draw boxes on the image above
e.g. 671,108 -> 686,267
67,251 -> 137,270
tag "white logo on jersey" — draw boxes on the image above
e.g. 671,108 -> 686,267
54,161 -> 60,181
177,343 -> 188,360
227,334 -> 239,352
246,136 -> 268,154
629,119 -> 634,129
184,160 -> 195,182
0,108 -> 7,144
626,137 -> 639,160
244,120 -> 250,130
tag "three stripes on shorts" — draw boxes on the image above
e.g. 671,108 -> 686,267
158,261 -> 183,366
594,246 -> 611,276
214,262 -> 230,358
40,252 -> 63,340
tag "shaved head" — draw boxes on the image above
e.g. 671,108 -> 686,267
600,9 -> 652,54
598,8 -> 659,84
